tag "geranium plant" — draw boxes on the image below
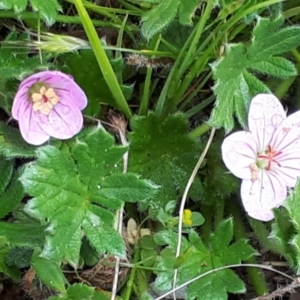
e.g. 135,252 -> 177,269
1,1 -> 300,300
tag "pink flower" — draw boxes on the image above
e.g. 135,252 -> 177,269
222,94 -> 300,221
12,71 -> 87,145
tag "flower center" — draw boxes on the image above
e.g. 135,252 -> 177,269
257,145 -> 282,171
29,83 -> 59,115
249,145 -> 282,182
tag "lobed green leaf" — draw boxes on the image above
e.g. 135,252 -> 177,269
128,113 -> 203,216
210,17 -> 300,132
20,126 -> 158,265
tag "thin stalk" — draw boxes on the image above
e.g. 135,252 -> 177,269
226,201 -> 269,296
173,128 -> 216,299
171,0 -> 283,108
200,204 -> 214,244
214,198 -> 225,229
184,95 -> 215,119
176,1 -> 214,80
139,35 -> 161,115
73,0 -> 132,118
115,14 -> 128,83
154,7 -> 210,115
117,0 -> 144,12
274,77 -> 296,99
188,123 -> 211,139
82,0 -> 142,16
122,246 -> 141,300
67,0 -> 123,24
178,70 -> 212,110
0,11 -> 139,31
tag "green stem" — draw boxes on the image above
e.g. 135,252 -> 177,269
274,76 -> 296,99
73,0 -> 132,118
214,198 -> 225,229
184,95 -> 215,119
176,1 -> 214,80
81,0 -> 142,16
139,35 -> 161,115
171,0 -> 283,108
178,70 -> 213,110
0,11 -> 138,31
200,204 -> 214,244
226,201 -> 269,296
188,123 -> 211,139
122,246 -> 140,300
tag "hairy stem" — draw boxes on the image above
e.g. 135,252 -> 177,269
200,204 -> 214,244
226,201 -> 269,296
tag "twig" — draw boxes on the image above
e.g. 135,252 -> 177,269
155,264 -> 295,300
111,116 -> 129,300
251,277 -> 300,300
172,127 -> 216,299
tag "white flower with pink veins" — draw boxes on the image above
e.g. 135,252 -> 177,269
222,94 -> 300,221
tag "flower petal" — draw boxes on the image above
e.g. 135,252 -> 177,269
273,147 -> 300,187
248,94 -> 286,151
43,71 -> 87,110
17,102 -> 50,145
270,111 -> 300,153
38,101 -> 83,140
241,171 -> 287,221
221,131 -> 257,180
12,89 -> 30,120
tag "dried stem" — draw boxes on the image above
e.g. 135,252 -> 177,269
172,127 -> 216,299
251,278 -> 300,300
111,116 -> 129,300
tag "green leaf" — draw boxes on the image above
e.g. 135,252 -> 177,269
98,173 -> 159,202
153,220 -> 255,299
209,17 -> 300,132
0,0 -> 61,25
60,50 -> 133,116
281,179 -> 300,271
29,0 -> 61,25
0,159 -> 13,195
21,126 -> 158,265
188,269 -> 245,300
6,246 -> 33,268
210,218 -> 233,253
128,113 -> 203,217
0,0 -> 27,13
141,0 -> 180,40
0,122 -> 36,158
269,208 -> 296,267
178,0 -> 199,26
0,166 -> 25,218
0,32 -> 49,80
31,252 -> 67,293
0,222 -> 45,248
48,283 -> 110,300
0,237 -> 21,280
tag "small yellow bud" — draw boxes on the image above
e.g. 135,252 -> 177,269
183,209 -> 192,226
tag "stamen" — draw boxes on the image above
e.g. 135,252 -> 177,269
257,145 -> 282,171
30,86 -> 59,115
250,164 -> 259,182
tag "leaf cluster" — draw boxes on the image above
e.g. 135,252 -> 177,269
270,180 -> 300,273
0,0 -> 61,25
153,218 -> 256,299
210,17 -> 300,132
20,125 -> 159,266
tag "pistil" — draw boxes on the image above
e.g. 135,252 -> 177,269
257,145 -> 282,171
